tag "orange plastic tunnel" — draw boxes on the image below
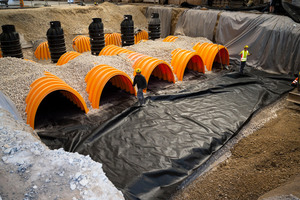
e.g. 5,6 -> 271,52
34,41 -> 50,60
132,55 -> 175,85
193,42 -> 229,71
85,65 -> 136,109
105,33 -> 122,47
25,72 -> 88,129
72,35 -> 91,53
134,30 -> 148,44
171,48 -> 205,81
163,36 -> 178,42
99,45 -> 134,56
56,51 -> 81,66
127,52 -> 148,67
0,50 -> 2,58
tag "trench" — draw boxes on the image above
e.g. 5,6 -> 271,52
1,3 -> 299,200
34,7 -> 298,199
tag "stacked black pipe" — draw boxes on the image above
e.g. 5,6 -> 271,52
148,13 -> 161,40
0,25 -> 23,59
46,21 -> 66,63
121,15 -> 134,46
88,18 -> 105,56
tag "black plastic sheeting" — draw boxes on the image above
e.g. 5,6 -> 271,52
72,69 -> 293,200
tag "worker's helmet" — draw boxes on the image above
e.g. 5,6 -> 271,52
135,68 -> 141,73
244,45 -> 249,48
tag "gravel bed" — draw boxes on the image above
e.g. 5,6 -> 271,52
125,35 -> 212,63
0,36 -> 212,122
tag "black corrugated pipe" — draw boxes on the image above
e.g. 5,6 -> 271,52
121,15 -> 134,46
89,18 -> 105,56
148,13 -> 161,40
0,25 -> 23,59
46,21 -> 66,63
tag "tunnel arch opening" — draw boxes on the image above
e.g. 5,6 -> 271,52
193,42 -> 229,71
146,63 -> 175,92
100,77 -> 136,107
133,57 -> 175,92
85,65 -> 136,109
34,90 -> 85,129
171,48 -> 205,81
26,72 -> 89,129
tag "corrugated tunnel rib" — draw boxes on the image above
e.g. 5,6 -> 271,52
193,42 -> 229,71
34,41 -> 50,60
25,72 -> 88,129
56,51 -> 81,66
85,65 -> 136,109
99,45 -> 134,56
163,35 -> 178,42
171,48 -> 205,81
72,35 -> 91,53
100,47 -> 175,89
134,30 -> 148,44
105,33 -> 122,47
130,54 -> 175,85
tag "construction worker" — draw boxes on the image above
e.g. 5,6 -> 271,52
239,45 -> 252,74
133,68 -> 147,106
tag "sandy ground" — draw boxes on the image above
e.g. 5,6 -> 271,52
171,98 -> 300,200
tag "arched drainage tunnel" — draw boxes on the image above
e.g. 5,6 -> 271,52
34,90 -> 86,129
28,42 -> 230,129
193,42 -> 229,71
85,65 -> 136,109
26,65 -> 137,129
100,45 -> 175,86
25,72 -> 88,129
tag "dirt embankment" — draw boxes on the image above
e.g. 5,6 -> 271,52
171,100 -> 300,200
0,2 -> 148,50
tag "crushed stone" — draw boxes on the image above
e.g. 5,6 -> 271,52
0,108 -> 125,199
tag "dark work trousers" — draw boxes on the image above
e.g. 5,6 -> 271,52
240,61 -> 246,74
137,88 -> 145,105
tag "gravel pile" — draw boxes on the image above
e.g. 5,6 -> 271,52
0,107 -> 125,200
125,35 -> 211,63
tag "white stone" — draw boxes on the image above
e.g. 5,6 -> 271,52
2,156 -> 8,163
70,183 -> 76,191
75,172 -> 81,179
79,178 -> 88,186
4,148 -> 12,154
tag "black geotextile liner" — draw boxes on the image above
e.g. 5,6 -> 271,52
74,69 -> 293,200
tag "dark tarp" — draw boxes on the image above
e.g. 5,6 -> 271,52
174,10 -> 300,75
73,68 -> 293,200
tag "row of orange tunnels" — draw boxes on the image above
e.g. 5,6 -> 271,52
23,35 -> 229,129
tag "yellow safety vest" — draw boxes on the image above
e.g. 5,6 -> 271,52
240,50 -> 250,61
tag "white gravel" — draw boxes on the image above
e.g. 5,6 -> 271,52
125,36 -> 211,64
0,107 -> 124,200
